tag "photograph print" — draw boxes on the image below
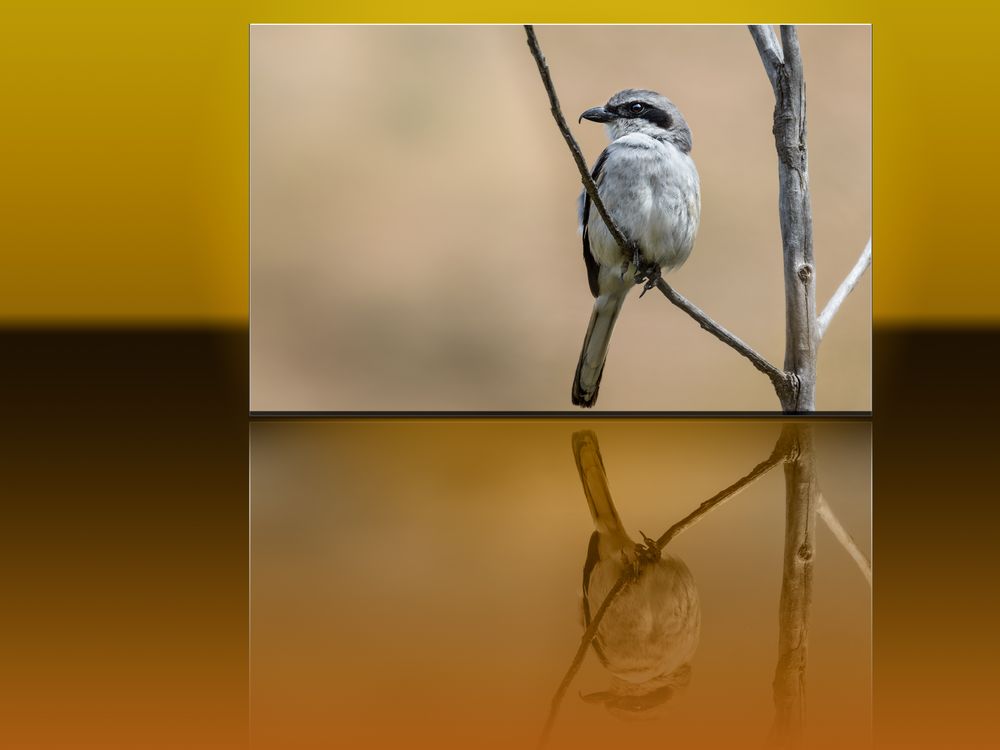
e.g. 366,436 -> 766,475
250,24 -> 871,412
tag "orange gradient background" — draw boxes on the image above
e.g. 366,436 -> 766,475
1,331 -> 995,750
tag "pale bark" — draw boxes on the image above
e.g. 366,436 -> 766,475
751,26 -> 819,412
750,26 -> 871,407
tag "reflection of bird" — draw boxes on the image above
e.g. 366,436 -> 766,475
572,89 -> 701,407
572,431 -> 701,719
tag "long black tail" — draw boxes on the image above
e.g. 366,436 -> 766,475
572,292 -> 626,407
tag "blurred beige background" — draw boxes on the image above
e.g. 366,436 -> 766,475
250,25 -> 871,411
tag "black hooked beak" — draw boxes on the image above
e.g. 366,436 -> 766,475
579,105 -> 614,124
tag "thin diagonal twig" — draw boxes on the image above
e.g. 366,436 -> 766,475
524,25 -> 631,254
536,573 -> 629,748
654,431 -> 792,549
654,278 -> 793,404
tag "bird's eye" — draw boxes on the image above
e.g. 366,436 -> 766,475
629,102 -> 645,114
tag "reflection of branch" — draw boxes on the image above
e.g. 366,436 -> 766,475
538,429 -> 791,748
770,425 -> 818,747
524,24 -> 792,408
537,574 -> 629,748
817,493 -> 872,586
817,239 -> 872,341
655,431 -> 791,549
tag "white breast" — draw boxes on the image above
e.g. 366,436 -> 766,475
587,133 -> 701,273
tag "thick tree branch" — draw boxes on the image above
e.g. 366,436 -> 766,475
524,24 -> 791,408
817,238 -> 872,341
750,24 -> 819,413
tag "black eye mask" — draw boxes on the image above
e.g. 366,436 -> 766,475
615,102 -> 673,130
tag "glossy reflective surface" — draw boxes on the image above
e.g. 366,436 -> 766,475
251,420 -> 870,749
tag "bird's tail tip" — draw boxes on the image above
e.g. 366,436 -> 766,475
571,429 -> 599,453
572,369 -> 603,408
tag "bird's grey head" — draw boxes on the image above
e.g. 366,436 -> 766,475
579,89 -> 692,153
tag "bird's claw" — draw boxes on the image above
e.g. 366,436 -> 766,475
635,263 -> 662,298
623,532 -> 662,578
620,241 -> 644,282
637,531 -> 662,563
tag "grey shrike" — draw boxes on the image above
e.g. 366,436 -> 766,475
571,89 -> 701,408
573,431 -> 700,718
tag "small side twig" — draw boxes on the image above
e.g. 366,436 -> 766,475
817,493 -> 872,586
817,238 -> 872,341
524,25 -> 791,407
749,24 -> 783,89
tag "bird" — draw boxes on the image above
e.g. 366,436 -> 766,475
571,89 -> 701,408
572,431 -> 701,719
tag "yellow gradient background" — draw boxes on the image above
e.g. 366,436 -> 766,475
0,2 -> 996,324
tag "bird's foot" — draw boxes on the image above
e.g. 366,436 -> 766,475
635,262 -> 662,298
619,240 -> 644,282
637,531 -> 662,563
623,532 -> 661,579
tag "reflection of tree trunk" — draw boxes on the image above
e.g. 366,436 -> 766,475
770,424 -> 818,747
